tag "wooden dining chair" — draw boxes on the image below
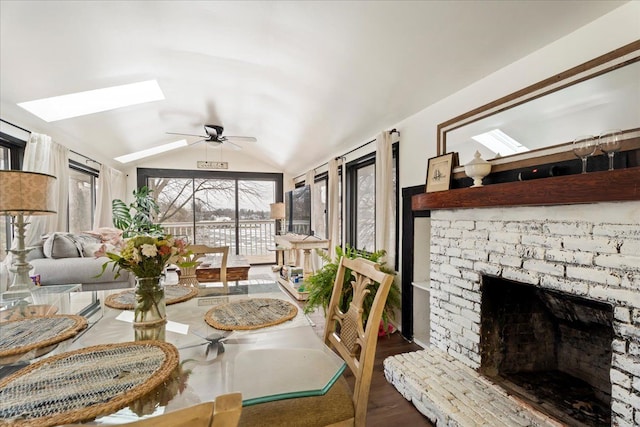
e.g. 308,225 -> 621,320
188,244 -> 229,284
239,256 -> 394,427
66,393 -> 242,427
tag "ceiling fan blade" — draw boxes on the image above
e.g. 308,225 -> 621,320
166,132 -> 208,138
225,136 -> 257,143
188,138 -> 207,145
224,140 -> 243,151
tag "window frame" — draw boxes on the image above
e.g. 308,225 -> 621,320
68,160 -> 98,232
343,142 -> 399,269
345,153 -> 376,252
0,132 -> 26,259
138,168 -> 284,263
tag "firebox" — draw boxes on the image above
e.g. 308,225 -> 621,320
480,275 -> 614,426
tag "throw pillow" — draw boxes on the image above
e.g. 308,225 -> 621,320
82,242 -> 118,258
43,233 -> 81,259
43,233 -> 102,259
83,227 -> 123,246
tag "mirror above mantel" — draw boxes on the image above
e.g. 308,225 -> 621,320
439,40 -> 640,173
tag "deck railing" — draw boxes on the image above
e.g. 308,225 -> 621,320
160,220 -> 277,262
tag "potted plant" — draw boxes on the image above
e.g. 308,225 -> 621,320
303,245 -> 401,335
112,186 -> 164,238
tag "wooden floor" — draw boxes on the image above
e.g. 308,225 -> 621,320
346,332 -> 434,426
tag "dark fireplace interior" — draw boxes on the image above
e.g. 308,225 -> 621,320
479,276 -> 613,426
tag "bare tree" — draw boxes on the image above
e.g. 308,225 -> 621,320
148,178 -> 271,223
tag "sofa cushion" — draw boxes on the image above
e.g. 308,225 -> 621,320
26,245 -> 45,262
30,257 -> 131,286
42,233 -> 101,259
43,233 -> 81,258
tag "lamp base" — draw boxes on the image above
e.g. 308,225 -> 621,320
7,213 -> 36,296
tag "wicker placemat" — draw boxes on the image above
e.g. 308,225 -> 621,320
0,304 -> 58,322
204,298 -> 298,330
0,340 -> 179,427
0,315 -> 87,358
105,285 -> 198,309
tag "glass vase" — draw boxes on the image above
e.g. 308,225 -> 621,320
133,276 -> 167,340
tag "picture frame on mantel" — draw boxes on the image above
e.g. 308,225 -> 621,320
426,152 -> 457,193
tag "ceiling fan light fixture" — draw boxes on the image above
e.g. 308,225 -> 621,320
114,139 -> 188,164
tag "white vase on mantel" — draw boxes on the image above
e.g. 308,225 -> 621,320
464,151 -> 492,187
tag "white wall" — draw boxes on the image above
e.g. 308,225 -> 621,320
396,1 -> 640,190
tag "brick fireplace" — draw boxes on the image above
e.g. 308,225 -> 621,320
424,201 -> 640,425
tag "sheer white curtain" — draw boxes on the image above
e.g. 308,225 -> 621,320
375,131 -> 395,268
1,133 -> 69,291
94,165 -> 127,228
304,170 -> 320,270
22,133 -> 69,246
327,157 -> 342,260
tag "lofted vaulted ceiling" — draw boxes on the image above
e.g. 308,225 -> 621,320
0,1 -> 626,175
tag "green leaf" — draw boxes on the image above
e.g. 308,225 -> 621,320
303,244 -> 400,333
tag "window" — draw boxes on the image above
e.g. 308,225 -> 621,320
0,132 -> 26,262
354,162 -> 376,252
313,173 -> 328,239
68,161 -> 98,233
344,143 -> 399,265
139,169 -> 283,264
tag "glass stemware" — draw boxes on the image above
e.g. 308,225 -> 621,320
572,135 -> 597,174
598,129 -> 622,171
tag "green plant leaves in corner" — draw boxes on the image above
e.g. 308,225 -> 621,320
303,245 -> 401,332
112,186 -> 164,238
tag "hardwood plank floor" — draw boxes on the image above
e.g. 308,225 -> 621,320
347,332 -> 434,426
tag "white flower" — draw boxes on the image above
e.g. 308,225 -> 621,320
141,244 -> 158,258
131,248 -> 141,263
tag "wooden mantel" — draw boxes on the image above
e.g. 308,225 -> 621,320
412,166 -> 640,211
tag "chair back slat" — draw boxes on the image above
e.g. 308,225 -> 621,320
323,256 -> 394,426
186,244 -> 229,284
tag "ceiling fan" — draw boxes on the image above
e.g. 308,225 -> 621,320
167,125 -> 256,151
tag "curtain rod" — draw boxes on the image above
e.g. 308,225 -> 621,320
294,128 -> 398,181
70,150 -> 102,166
0,118 -> 31,134
1,118 -> 102,167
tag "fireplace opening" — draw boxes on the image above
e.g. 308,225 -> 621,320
480,276 -> 613,426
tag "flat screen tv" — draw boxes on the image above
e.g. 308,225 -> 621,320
284,185 -> 312,235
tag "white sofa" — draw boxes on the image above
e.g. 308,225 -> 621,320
26,231 -> 133,292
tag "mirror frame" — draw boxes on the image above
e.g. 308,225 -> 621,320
438,40 -> 640,169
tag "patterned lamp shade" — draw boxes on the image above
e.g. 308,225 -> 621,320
0,170 -> 57,215
269,202 -> 285,220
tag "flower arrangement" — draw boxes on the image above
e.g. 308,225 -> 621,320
98,234 -> 189,325
98,234 -> 188,279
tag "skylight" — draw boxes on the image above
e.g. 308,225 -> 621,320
471,129 -> 529,156
115,140 -> 188,164
17,80 -> 164,122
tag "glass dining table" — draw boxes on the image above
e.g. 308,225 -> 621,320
0,279 -> 345,425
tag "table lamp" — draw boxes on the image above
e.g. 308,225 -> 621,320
270,202 -> 285,235
0,170 -> 57,297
